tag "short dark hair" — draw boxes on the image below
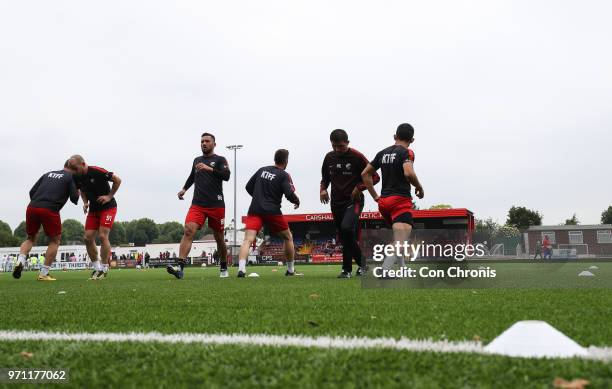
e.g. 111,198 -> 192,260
396,123 -> 414,141
201,132 -> 216,142
330,129 -> 348,143
70,154 -> 84,164
274,149 -> 289,165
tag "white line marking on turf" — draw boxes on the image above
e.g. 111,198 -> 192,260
0,330 -> 611,362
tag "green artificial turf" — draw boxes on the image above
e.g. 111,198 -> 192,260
1,266 -> 611,343
0,341 -> 610,389
1,265 -> 611,388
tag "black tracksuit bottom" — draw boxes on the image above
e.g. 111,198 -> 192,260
332,201 -> 364,273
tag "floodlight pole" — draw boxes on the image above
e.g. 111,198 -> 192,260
226,145 -> 243,260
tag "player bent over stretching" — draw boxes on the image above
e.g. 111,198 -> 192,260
168,132 -> 231,279
362,123 -> 424,269
238,149 -> 301,278
71,155 -> 122,280
13,160 -> 79,281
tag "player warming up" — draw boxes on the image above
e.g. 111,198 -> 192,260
13,160 -> 79,281
238,149 -> 301,278
71,155 -> 122,280
320,129 -> 380,278
168,132 -> 231,279
362,123 -> 424,269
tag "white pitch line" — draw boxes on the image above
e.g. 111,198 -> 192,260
0,330 -> 611,362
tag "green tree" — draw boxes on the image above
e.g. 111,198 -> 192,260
122,220 -> 138,243
61,219 -> 84,244
564,213 -> 579,226
429,204 -> 452,209
109,222 -> 127,246
0,220 -> 12,236
474,218 -> 500,245
0,220 -> 21,247
132,230 -> 149,246
13,221 -> 27,241
601,206 -> 612,224
496,225 -> 521,239
0,230 -> 18,247
156,221 -> 184,243
0,220 -> 19,247
135,218 -> 159,243
506,206 -> 542,230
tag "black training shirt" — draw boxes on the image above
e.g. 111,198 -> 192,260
246,166 -> 299,215
29,170 -> 79,212
370,145 -> 415,198
320,148 -> 380,210
74,166 -> 118,212
183,154 -> 230,208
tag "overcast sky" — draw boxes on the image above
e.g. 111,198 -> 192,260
1,0 -> 611,231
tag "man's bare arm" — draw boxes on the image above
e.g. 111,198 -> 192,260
361,164 -> 379,201
403,162 -> 424,199
97,174 -> 121,205
109,174 -> 121,197
81,191 -> 89,213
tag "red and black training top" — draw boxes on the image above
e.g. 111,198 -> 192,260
246,166 -> 299,215
320,148 -> 380,210
74,166 -> 117,212
183,154 -> 231,208
370,145 -> 415,199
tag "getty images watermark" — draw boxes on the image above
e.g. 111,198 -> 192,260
371,241 -> 497,279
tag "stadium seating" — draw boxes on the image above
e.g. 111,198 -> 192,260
258,238 -> 342,261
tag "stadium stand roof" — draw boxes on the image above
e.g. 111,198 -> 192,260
275,208 -> 473,223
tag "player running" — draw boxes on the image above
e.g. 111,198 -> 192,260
238,149 -> 301,278
320,129 -> 380,278
13,160 -> 79,281
70,155 -> 122,280
361,123 -> 424,269
167,132 -> 231,279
